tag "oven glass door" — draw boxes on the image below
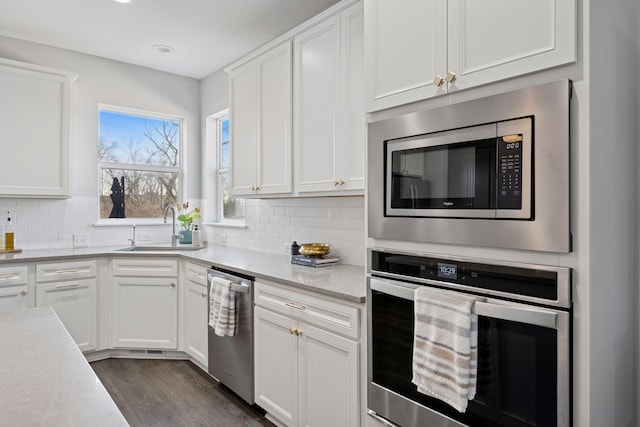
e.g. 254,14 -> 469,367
370,281 -> 567,427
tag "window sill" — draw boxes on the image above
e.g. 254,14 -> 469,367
203,221 -> 247,229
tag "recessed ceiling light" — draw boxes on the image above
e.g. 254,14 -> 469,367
113,0 -> 133,3
152,45 -> 175,54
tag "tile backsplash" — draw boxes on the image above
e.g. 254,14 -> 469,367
204,196 -> 365,267
0,196 -> 366,267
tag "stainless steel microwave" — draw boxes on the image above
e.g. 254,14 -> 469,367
368,80 -> 572,253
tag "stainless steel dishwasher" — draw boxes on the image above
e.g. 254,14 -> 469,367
207,266 -> 254,404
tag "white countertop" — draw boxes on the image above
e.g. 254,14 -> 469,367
0,307 -> 129,426
0,243 -> 366,303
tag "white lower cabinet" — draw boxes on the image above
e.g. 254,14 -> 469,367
182,262 -> 209,366
36,278 -> 97,352
111,258 -> 178,349
254,281 -> 360,427
0,265 -> 30,313
35,260 -> 97,352
0,285 -> 29,312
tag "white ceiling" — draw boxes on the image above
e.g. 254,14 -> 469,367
0,0 -> 342,79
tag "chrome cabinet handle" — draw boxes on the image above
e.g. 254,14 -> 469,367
433,75 -> 445,87
285,302 -> 305,311
189,271 -> 205,279
55,283 -> 81,289
54,268 -> 81,275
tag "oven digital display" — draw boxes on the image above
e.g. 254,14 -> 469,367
437,263 -> 457,280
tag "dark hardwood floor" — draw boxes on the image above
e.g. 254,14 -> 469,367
91,358 -> 274,427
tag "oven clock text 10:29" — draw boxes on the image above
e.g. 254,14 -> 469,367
437,263 -> 457,280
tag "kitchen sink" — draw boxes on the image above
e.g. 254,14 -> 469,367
116,243 -> 206,252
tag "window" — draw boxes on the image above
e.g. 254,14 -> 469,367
215,112 -> 245,223
98,106 -> 182,220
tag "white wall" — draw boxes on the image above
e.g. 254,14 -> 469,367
0,35 -> 201,249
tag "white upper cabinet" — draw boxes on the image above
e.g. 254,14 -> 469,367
365,0 -> 576,111
230,41 -> 292,197
0,58 -> 78,197
294,2 -> 365,194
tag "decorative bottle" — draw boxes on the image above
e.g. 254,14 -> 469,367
5,211 -> 14,251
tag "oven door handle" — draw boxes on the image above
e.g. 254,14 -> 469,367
474,301 -> 557,329
370,278 -> 558,329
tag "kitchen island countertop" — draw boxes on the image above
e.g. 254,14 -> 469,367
0,307 -> 129,426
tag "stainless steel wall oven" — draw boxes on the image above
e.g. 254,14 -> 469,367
368,80 -> 572,253
367,249 -> 572,427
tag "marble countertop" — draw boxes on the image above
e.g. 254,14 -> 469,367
0,243 -> 366,303
0,307 -> 129,426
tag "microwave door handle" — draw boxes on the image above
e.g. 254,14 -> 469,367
474,301 -> 558,329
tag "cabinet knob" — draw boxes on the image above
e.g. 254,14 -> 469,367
201,292 -> 207,298
20,290 -> 27,296
295,328 -> 302,336
170,282 -> 176,288
255,185 -> 260,192
445,71 -> 457,83
339,179 -> 345,186
333,180 -> 339,187
433,75 -> 445,87
251,185 -> 256,191
289,326 -> 296,335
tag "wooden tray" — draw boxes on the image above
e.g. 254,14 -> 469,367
0,248 -> 22,254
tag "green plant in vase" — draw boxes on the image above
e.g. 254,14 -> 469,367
176,202 -> 201,244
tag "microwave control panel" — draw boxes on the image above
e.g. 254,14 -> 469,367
497,135 -> 523,209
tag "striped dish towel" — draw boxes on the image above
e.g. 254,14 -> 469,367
208,277 -> 238,337
412,286 -> 479,413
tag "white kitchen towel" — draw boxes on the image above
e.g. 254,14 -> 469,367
412,286 -> 479,413
208,277 -> 238,337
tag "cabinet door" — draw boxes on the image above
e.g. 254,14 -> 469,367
257,42 -> 293,195
337,2 -> 365,192
447,0 -> 576,92
112,276 -> 178,349
364,0 -> 447,112
0,285 -> 29,313
298,322 -> 359,427
0,59 -> 77,198
294,15 -> 341,193
36,279 -> 97,352
184,281 -> 208,366
254,306 -> 298,427
230,60 -> 258,196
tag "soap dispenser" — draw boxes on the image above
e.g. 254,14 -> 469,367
192,225 -> 202,247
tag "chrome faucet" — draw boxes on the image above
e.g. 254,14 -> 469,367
163,204 -> 181,246
128,224 -> 136,247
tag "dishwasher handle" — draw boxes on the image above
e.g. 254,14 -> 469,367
208,272 -> 252,294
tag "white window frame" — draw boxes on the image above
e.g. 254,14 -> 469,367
204,109 -> 245,227
97,104 -> 184,225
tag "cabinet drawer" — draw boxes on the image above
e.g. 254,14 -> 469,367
184,262 -> 208,286
0,265 -> 28,287
255,281 -> 360,340
36,260 -> 96,283
112,258 -> 178,277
